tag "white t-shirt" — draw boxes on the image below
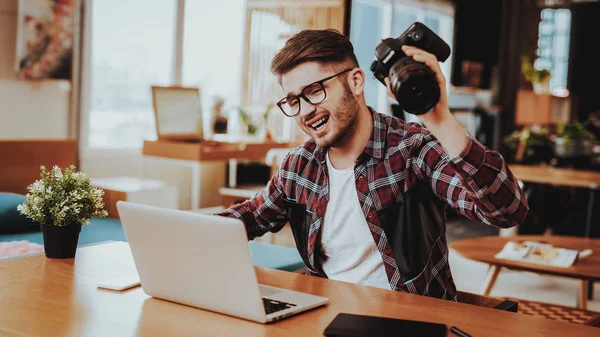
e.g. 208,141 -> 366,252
319,153 -> 392,290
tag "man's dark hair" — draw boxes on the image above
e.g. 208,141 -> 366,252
270,29 -> 359,78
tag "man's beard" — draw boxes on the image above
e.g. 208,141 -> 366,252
316,87 -> 360,149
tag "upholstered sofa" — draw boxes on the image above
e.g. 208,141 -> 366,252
0,192 -> 305,272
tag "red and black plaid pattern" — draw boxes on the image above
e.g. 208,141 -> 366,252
219,109 -> 528,299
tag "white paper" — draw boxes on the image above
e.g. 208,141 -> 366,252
494,241 -> 579,268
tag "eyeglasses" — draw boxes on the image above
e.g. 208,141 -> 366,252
276,68 -> 353,117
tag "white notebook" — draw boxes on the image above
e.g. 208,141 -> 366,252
97,273 -> 141,291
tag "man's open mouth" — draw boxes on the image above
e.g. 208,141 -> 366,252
309,116 -> 329,131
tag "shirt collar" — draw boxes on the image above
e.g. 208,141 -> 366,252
313,107 -> 387,164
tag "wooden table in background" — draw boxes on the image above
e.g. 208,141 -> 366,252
451,235 -> 600,310
508,164 -> 600,189
508,164 -> 600,238
219,184 -> 264,208
142,139 -> 293,162
509,164 -> 600,300
1,242 -> 599,336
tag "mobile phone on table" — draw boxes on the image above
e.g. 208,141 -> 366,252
323,313 -> 447,337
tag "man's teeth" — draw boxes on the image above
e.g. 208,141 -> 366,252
311,117 -> 326,127
310,117 -> 328,130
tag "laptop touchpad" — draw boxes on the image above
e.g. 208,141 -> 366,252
259,285 -> 283,297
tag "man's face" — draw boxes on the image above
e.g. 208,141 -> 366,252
280,62 -> 360,149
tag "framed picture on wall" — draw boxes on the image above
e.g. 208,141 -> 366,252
15,0 -> 75,80
151,86 -> 205,142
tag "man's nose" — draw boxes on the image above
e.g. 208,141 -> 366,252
298,97 -> 316,119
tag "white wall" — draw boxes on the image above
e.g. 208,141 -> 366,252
0,0 -> 71,139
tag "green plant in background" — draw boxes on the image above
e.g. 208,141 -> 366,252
521,55 -> 551,85
17,165 -> 108,227
263,103 -> 274,125
239,107 -> 258,135
555,121 -> 596,143
504,127 -> 553,162
239,103 -> 275,136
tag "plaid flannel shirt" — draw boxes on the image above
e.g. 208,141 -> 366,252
219,109 -> 528,300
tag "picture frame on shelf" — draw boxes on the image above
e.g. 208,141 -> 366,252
151,86 -> 204,142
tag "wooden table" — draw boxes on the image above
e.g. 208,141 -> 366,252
1,242 -> 599,336
451,235 -> 600,310
508,164 -> 600,237
508,165 -> 600,189
509,164 -> 600,299
142,139 -> 293,162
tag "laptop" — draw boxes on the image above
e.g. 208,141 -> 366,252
116,201 -> 329,323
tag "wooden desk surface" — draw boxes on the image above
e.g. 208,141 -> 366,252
451,235 -> 600,281
1,242 -> 599,337
508,164 -> 600,189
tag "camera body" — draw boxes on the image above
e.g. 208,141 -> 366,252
370,22 -> 451,115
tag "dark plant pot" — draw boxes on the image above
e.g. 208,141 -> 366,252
41,223 -> 82,258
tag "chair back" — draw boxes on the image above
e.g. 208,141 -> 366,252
457,291 -> 518,312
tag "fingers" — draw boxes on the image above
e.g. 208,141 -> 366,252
401,45 -> 446,87
402,45 -> 438,62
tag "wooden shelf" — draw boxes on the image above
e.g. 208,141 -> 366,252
142,140 -> 293,162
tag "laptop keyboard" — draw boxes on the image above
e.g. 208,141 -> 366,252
262,298 -> 297,315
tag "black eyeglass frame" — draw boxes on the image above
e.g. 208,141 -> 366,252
276,68 -> 354,117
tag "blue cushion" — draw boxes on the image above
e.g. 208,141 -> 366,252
0,193 -> 40,234
78,217 -> 127,246
248,241 -> 306,272
0,213 -> 306,272
0,216 -> 126,245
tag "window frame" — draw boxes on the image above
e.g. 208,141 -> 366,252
349,0 -> 455,116
80,0 -> 188,158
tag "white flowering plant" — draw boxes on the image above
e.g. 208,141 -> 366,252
17,165 -> 108,227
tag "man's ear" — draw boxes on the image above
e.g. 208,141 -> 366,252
348,68 -> 365,96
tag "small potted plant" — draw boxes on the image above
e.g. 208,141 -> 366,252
17,165 -> 108,258
504,127 -> 554,164
521,56 -> 551,94
239,107 -> 259,136
553,121 -> 596,158
238,103 -> 275,139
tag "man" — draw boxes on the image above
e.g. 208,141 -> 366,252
218,29 -> 528,300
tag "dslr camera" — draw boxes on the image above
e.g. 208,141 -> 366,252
370,22 -> 451,115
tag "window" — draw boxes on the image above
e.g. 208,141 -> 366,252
536,8 -> 571,94
182,0 -> 245,135
350,0 -> 392,114
350,0 -> 455,115
392,3 -> 454,85
83,0 -> 245,152
86,0 -> 176,150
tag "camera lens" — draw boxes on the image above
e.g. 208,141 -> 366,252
388,57 -> 440,115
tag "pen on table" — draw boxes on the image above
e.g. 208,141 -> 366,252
450,326 -> 472,337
